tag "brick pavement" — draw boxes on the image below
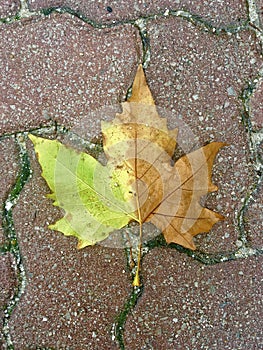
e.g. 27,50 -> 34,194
0,1 -> 262,349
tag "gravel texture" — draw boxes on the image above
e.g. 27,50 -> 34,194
124,249 -> 263,350
0,0 -> 20,18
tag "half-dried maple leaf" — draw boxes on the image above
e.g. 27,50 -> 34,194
29,65 -> 225,285
102,65 -> 225,250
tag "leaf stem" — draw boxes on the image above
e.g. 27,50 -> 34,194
132,236 -> 142,287
132,194 -> 143,287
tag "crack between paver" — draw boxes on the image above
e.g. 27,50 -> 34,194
1,134 -> 31,349
0,3 -> 253,37
237,65 -> 263,251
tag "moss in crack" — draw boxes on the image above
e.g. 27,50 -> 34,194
145,234 -> 238,264
239,75 -> 263,247
113,285 -> 144,350
134,18 -> 151,69
236,180 -> 259,246
40,6 -> 123,28
2,138 -> 30,248
2,134 -> 31,349
41,6 -> 86,22
168,243 -> 238,264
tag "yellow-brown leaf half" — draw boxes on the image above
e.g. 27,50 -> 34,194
102,65 -> 225,250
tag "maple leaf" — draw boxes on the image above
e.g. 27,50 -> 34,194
101,65 -> 225,250
29,65 -> 225,285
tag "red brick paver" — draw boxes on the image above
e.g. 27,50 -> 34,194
0,13 -> 141,135
124,249 -> 263,350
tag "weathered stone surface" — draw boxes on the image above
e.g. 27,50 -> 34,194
28,0 -> 248,26
0,138 -> 19,245
0,0 -> 20,18
145,17 -> 262,252
0,253 -> 17,346
124,249 -> 263,349
244,180 -> 263,248
0,253 -> 17,307
10,146 -> 130,348
0,13 -> 141,135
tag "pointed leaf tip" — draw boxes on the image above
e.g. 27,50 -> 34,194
128,64 -> 155,105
